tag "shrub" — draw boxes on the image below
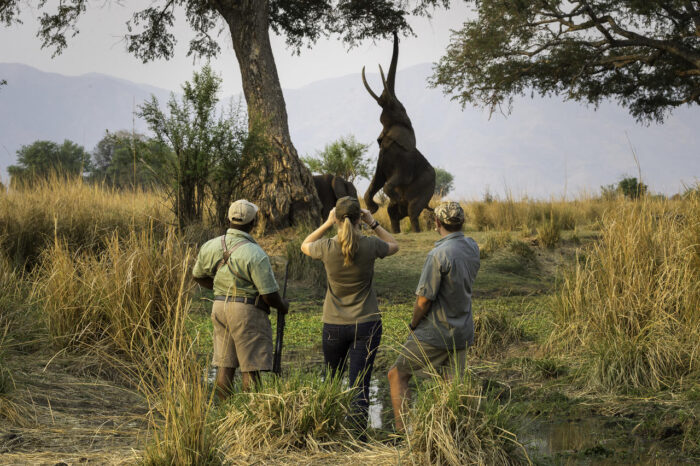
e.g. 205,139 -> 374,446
550,197 -> 700,390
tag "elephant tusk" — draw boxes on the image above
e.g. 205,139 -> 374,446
362,66 -> 380,102
379,64 -> 388,94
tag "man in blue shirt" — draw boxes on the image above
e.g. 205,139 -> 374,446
387,201 -> 480,432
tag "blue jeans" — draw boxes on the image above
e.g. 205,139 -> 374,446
322,320 -> 382,430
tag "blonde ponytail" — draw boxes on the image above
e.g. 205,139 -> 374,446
338,216 -> 359,266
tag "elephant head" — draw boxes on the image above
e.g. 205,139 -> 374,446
362,32 -> 416,152
331,175 -> 358,200
313,174 -> 359,220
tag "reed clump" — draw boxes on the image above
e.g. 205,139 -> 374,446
0,177 -> 171,267
407,373 -> 528,465
33,228 -> 193,365
138,274 -> 222,465
216,371 -> 357,458
550,197 -> 700,391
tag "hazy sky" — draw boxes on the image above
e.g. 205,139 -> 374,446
0,2 -> 474,94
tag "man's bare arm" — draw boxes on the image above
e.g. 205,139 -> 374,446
410,295 -> 432,329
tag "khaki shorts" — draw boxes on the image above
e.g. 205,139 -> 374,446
392,337 -> 466,378
211,300 -> 273,372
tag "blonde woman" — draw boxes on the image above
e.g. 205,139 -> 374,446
301,196 -> 399,432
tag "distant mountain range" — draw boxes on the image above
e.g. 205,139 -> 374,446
1,62 -> 698,197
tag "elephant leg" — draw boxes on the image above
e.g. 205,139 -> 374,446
407,172 -> 436,233
364,170 -> 386,213
387,202 -> 402,233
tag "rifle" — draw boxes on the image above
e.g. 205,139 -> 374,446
272,261 -> 289,376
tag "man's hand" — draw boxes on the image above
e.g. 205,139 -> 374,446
262,291 -> 289,314
193,276 -> 214,290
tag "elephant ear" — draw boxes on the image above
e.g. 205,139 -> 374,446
331,176 -> 350,199
346,180 -> 358,199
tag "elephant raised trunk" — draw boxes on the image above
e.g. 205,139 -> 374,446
360,32 -> 436,233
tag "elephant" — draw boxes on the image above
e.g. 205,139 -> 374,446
313,174 -> 359,220
362,32 -> 436,233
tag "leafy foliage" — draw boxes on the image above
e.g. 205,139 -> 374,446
15,0 -> 452,62
8,140 -> 91,187
139,65 -> 267,228
432,1 -> 700,122
91,131 -> 174,189
434,166 -> 454,197
617,177 -> 648,199
601,176 -> 649,200
302,135 -> 372,183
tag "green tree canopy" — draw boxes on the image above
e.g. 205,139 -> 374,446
8,140 -> 91,187
2,0 -> 451,227
303,135 -> 373,183
434,166 -> 454,197
91,130 -> 174,190
432,1 -> 700,123
139,65 -> 267,228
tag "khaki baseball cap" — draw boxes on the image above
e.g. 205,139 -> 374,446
335,196 -> 361,220
435,201 -> 464,225
228,199 -> 259,225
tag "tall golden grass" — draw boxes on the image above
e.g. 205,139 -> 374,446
33,228 -> 193,366
0,177 -> 171,267
550,196 -> 700,390
465,197 -> 606,232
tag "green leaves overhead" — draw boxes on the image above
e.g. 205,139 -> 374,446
432,0 -> 700,122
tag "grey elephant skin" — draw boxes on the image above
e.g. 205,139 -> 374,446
313,174 -> 359,220
362,32 -> 436,233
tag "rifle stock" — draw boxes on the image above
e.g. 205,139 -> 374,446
272,262 -> 289,375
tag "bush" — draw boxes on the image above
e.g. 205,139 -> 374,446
550,197 -> 700,390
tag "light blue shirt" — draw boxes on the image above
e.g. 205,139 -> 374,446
413,232 -> 480,349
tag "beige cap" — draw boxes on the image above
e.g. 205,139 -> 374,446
228,199 -> 259,225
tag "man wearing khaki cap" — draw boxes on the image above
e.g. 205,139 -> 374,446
387,201 -> 480,432
192,199 -> 289,397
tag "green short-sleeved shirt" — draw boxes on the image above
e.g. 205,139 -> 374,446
192,229 -> 279,298
308,235 -> 390,325
412,232 -> 480,350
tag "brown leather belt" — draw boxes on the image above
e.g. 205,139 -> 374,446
214,295 -> 269,313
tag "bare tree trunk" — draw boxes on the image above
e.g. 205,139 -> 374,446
214,0 -> 321,230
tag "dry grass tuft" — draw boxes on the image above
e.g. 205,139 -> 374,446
550,196 -> 700,390
407,373 -> 529,465
216,371 -> 357,459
